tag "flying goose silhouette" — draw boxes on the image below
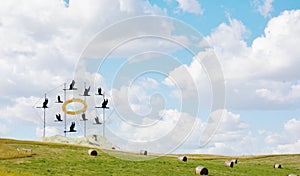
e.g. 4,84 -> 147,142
93,116 -> 102,125
42,98 -> 48,108
101,98 -> 109,109
56,95 -> 63,103
83,86 -> 90,96
64,122 -> 76,133
81,113 -> 88,121
55,113 -> 63,122
96,87 -> 103,96
69,80 -> 77,90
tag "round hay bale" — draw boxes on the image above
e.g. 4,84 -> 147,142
288,174 -> 298,176
88,149 -> 97,156
231,159 -> 238,164
195,166 -> 208,175
224,160 -> 234,168
140,150 -> 147,155
273,164 -> 282,168
178,156 -> 188,162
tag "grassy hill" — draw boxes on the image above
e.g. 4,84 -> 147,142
0,138 -> 299,176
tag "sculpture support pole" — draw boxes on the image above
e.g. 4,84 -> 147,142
103,92 -> 105,137
64,83 -> 67,137
43,93 -> 46,137
84,82 -> 87,137
103,107 -> 105,137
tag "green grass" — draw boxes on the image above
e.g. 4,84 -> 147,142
0,138 -> 299,176
0,142 -> 35,160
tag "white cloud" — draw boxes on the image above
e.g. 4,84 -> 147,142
262,118 -> 300,154
253,0 -> 274,18
106,108 -> 198,154
175,0 -> 203,15
177,109 -> 258,156
209,109 -> 248,143
203,10 -> 300,109
80,17 -> 189,59
284,118 -> 300,139
0,96 -> 41,124
163,50 -> 214,108
188,10 -> 300,152
119,0 -> 165,14
264,132 -> 289,145
205,18 -> 251,81
0,0 -> 167,139
256,84 -> 300,104
273,140 -> 300,154
36,126 -> 60,138
0,0 -> 166,98
110,73 -> 180,127
0,0 -> 299,157
0,123 -> 10,135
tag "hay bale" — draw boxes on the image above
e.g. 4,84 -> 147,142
88,149 -> 97,156
178,156 -> 188,162
273,164 -> 282,168
224,160 -> 234,168
231,159 -> 238,164
288,174 -> 298,176
195,166 -> 208,175
140,150 -> 147,155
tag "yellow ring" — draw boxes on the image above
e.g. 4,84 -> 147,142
62,98 -> 87,115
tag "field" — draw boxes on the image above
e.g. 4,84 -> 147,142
0,138 -> 299,176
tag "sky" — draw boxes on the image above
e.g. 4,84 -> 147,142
0,0 -> 300,156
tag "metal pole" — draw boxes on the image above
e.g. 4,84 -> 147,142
84,117 -> 86,137
43,93 -> 46,137
84,82 -> 86,137
103,92 -> 105,137
64,83 -> 67,137
103,108 -> 105,137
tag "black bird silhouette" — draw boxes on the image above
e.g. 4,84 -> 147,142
81,113 -> 88,121
69,80 -> 77,90
57,95 -> 63,103
42,98 -> 48,108
64,122 -> 76,133
55,113 -> 63,121
83,86 -> 90,96
101,98 -> 109,109
69,122 -> 76,132
94,116 -> 102,125
97,87 -> 103,96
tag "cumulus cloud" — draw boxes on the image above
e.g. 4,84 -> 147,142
274,140 -> 300,154
36,126 -> 60,138
284,118 -> 300,137
0,0 -> 167,99
204,10 -> 300,110
1,0 -> 299,156
105,107 -> 198,154
0,123 -> 10,135
262,118 -> 300,154
187,109 -> 258,155
253,0 -> 274,18
256,84 -> 300,104
0,0 -> 166,139
175,0 -> 203,15
208,109 -> 248,143
0,96 -> 41,125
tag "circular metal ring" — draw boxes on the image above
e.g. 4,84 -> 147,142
62,98 -> 87,115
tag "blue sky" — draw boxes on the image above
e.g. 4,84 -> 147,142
0,0 -> 300,156
154,0 -> 299,43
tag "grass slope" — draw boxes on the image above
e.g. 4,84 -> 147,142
0,138 -> 299,176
